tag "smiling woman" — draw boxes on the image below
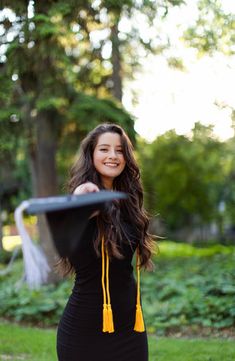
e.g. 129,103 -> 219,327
56,123 -> 154,361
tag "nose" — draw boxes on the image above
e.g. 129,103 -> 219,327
108,148 -> 118,159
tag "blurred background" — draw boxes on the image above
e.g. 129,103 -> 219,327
0,1 -> 234,360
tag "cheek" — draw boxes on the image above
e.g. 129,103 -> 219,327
93,151 -> 102,166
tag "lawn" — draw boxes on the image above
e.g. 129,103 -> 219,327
0,322 -> 234,361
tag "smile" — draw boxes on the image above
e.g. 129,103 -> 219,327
104,163 -> 119,167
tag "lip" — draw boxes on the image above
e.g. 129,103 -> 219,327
104,163 -> 119,167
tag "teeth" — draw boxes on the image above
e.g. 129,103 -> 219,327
104,163 -> 118,167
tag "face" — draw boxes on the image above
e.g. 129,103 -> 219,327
93,132 -> 126,189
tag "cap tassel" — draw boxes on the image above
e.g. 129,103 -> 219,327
14,200 -> 50,289
134,246 -> 145,332
101,237 -> 114,333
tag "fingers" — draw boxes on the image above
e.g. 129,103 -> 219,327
73,182 -> 100,195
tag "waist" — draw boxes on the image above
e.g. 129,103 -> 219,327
71,276 -> 136,305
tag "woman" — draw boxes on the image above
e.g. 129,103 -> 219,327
57,123 -> 154,361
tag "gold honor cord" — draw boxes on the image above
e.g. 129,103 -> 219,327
134,246 -> 145,332
101,238 -> 145,333
101,237 -> 114,333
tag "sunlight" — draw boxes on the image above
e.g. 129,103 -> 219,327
126,53 -> 235,142
123,0 -> 235,142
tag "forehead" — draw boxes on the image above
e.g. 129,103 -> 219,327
96,132 -> 122,146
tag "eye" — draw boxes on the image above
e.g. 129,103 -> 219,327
100,148 -> 108,152
117,149 -> 123,153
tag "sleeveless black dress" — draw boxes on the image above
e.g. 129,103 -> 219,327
56,217 -> 148,361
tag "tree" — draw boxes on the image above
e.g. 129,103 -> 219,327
0,0 -> 188,205
0,1 -> 135,282
182,0 -> 235,240
183,0 -> 235,56
138,124 -> 225,241
101,0 -> 185,101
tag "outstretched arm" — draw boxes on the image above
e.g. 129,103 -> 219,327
73,182 -> 100,218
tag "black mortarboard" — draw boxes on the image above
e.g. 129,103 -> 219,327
26,191 -> 127,257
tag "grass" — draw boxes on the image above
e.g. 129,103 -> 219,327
0,322 -> 56,361
0,322 -> 234,361
149,336 -> 235,361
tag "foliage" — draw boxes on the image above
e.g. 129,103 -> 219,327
0,249 -> 12,264
0,242 -> 234,336
183,0 -> 235,56
0,261 -> 72,325
223,137 -> 235,227
138,123 -> 229,233
0,0 -> 141,205
143,243 -> 235,334
159,241 -> 235,257
0,129 -> 31,216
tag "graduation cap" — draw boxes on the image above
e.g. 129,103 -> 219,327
14,191 -> 127,289
26,191 -> 127,257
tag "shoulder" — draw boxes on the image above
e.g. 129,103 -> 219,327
121,218 -> 141,243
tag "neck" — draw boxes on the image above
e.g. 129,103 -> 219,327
102,178 -> 113,190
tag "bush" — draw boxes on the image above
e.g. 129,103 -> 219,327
0,249 -> 13,264
142,242 -> 235,334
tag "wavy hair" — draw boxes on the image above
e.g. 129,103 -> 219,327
58,123 -> 154,275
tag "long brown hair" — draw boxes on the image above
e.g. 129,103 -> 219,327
59,123 -> 154,275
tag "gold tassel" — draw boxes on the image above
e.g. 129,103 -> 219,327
102,304 -> 109,332
134,246 -> 145,332
101,237 -> 115,333
106,247 -> 114,333
107,304 -> 114,333
134,304 -> 145,332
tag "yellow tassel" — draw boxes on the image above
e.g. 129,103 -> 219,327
107,304 -> 114,333
101,237 -> 115,333
102,304 -> 109,332
134,246 -> 145,332
134,304 -> 145,332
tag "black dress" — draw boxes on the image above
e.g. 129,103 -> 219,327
56,217 -> 148,361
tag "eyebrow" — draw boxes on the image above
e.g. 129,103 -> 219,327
97,144 -> 122,147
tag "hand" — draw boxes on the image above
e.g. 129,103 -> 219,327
73,182 -> 100,218
73,182 -> 100,195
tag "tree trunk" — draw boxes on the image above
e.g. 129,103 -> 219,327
33,111 -> 61,283
35,112 -> 58,197
110,23 -> 122,102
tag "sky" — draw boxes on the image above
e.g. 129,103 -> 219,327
123,1 -> 235,142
